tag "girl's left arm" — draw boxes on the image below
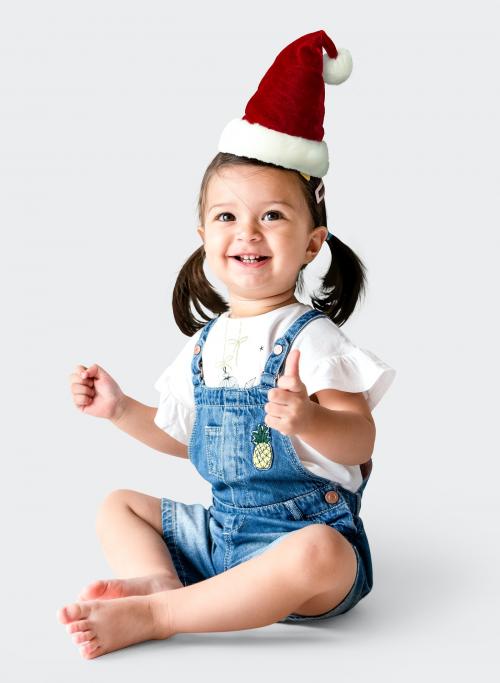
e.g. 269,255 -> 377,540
297,389 -> 376,466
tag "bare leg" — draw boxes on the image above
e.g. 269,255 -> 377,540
58,525 -> 356,658
79,490 -> 183,601
152,524 -> 356,633
95,490 -> 177,578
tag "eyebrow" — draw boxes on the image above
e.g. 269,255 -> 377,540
208,200 -> 295,213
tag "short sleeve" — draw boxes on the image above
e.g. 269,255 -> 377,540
305,346 -> 397,412
153,332 -> 200,445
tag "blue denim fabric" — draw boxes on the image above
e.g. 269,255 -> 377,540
161,308 -> 373,622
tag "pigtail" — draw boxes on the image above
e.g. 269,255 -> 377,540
309,232 -> 368,327
295,173 -> 368,327
172,245 -> 228,337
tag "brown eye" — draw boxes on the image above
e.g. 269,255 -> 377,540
215,212 -> 234,222
263,211 -> 283,220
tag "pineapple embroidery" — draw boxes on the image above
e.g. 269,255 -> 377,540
251,423 -> 274,470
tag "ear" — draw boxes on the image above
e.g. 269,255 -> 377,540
305,226 -> 329,263
197,225 -> 205,244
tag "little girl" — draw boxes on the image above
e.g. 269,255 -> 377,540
58,30 -> 396,659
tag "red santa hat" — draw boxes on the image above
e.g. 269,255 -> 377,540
217,29 -> 352,179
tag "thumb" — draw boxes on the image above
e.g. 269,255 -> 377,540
81,363 -> 99,379
283,349 -> 301,379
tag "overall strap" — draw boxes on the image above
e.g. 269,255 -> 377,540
260,309 -> 328,388
191,315 -> 220,387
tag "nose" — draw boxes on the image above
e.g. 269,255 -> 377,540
237,215 -> 263,242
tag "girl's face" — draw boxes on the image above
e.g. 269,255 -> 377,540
197,165 -> 328,317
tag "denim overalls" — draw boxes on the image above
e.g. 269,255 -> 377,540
161,308 -> 373,622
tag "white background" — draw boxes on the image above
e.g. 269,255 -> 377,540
1,0 -> 498,680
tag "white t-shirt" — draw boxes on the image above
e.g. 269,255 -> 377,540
154,303 -> 396,493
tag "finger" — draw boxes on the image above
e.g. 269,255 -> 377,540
74,393 -> 93,407
72,384 -> 95,397
69,373 -> 94,387
264,413 -> 281,429
74,363 -> 90,380
267,388 -> 289,405
265,402 -> 287,419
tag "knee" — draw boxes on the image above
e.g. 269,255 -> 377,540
95,489 -> 136,530
291,524 -> 346,585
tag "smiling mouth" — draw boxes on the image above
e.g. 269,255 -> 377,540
229,255 -> 271,268
230,256 -> 270,262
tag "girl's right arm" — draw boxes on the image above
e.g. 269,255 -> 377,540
69,363 -> 188,459
111,395 -> 188,459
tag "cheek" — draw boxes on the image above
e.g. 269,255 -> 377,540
203,237 -> 224,258
210,235 -> 228,252
274,247 -> 302,269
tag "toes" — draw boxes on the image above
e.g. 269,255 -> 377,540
72,630 -> 95,645
80,640 -> 100,658
57,602 -> 89,624
66,620 -> 90,634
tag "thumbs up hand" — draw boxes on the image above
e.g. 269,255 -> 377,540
264,349 -> 314,436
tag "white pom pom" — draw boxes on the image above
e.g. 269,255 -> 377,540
323,47 -> 353,85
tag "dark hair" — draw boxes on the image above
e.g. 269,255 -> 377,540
172,152 -> 367,336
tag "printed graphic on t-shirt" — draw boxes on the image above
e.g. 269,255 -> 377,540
216,320 -> 258,388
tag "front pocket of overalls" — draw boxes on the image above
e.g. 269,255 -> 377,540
299,496 -> 357,533
204,425 -> 223,477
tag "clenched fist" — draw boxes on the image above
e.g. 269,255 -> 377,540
69,363 -> 126,420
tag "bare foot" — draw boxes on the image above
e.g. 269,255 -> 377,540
77,572 -> 183,601
57,593 -> 173,659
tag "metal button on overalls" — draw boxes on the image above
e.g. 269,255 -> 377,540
273,344 -> 283,354
325,490 -> 339,504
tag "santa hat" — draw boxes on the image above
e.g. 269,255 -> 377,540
217,29 -> 352,179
